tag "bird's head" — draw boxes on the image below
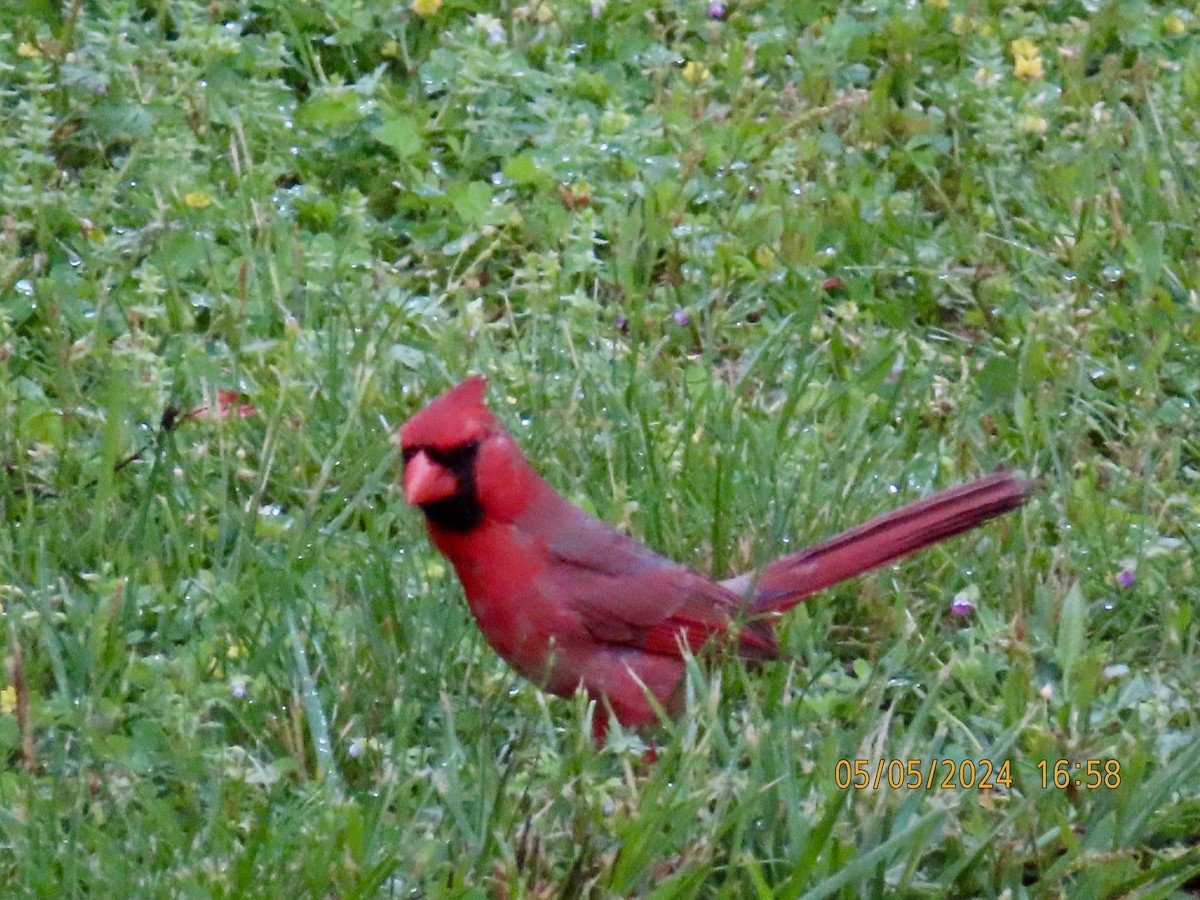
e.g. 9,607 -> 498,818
399,376 -> 532,532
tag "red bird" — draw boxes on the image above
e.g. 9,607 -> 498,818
400,377 -> 1028,742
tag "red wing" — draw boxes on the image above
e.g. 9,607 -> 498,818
517,480 -> 779,660
545,543 -> 780,661
640,616 -> 778,659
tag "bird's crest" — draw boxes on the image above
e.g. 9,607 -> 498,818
400,376 -> 495,450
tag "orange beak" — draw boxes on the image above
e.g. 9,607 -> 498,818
403,450 -> 459,505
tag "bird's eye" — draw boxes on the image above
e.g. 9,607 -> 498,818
401,446 -> 419,463
427,440 -> 480,469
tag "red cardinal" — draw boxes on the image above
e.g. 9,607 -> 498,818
400,377 -> 1028,742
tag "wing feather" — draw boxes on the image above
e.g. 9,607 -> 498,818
545,524 -> 779,660
515,479 -> 779,660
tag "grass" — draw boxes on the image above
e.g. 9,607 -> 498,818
1,0 -> 1199,894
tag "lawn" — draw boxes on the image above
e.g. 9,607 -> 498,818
2,0 -> 1199,895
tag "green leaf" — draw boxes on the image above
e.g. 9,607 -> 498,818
1139,222 -> 1164,292
0,717 -> 19,754
156,230 -> 212,279
502,152 -> 548,187
88,102 -> 156,141
1056,581 -> 1086,681
447,181 -> 493,225
372,115 -> 422,159
297,89 -> 362,130
978,354 -> 1018,404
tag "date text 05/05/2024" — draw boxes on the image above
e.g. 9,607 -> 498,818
834,759 -> 1122,791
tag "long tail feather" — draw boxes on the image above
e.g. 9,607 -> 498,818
749,470 -> 1029,614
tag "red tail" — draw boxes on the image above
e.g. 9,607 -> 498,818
749,471 -> 1029,613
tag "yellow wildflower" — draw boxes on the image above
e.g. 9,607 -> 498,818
412,0 -> 442,17
1013,54 -> 1044,80
183,190 -> 213,209
1163,13 -> 1185,34
1020,114 -> 1048,134
1010,38 -> 1044,81
951,14 -> 969,34
1010,37 -> 1039,59
682,61 -> 711,83
17,42 -> 40,59
0,686 -> 15,716
754,245 -> 776,267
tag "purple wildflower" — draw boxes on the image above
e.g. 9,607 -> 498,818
708,1 -> 727,19
1115,568 -> 1135,589
672,308 -> 692,327
949,591 -> 975,617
